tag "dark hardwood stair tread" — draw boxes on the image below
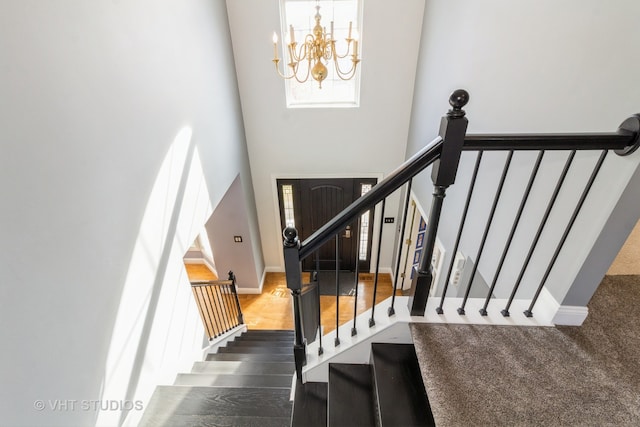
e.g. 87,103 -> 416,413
291,381 -> 327,427
206,353 -> 294,362
217,346 -> 293,354
140,386 -> 292,419
328,364 -> 376,427
371,343 -> 435,427
191,361 -> 295,375
235,336 -> 293,343
241,330 -> 294,337
139,414 -> 291,427
228,340 -> 293,347
174,373 -> 292,388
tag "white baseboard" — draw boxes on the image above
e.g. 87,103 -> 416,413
531,287 -> 589,326
552,306 -> 589,326
264,266 -> 285,273
378,267 -> 393,277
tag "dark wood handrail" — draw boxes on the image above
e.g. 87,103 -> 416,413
298,136 -> 444,260
190,280 -> 233,287
463,130 -> 636,151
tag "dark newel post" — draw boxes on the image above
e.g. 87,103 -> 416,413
283,227 -> 306,380
228,271 -> 244,325
408,90 -> 469,316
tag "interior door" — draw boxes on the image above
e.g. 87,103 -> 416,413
277,178 -> 377,272
301,179 -> 355,271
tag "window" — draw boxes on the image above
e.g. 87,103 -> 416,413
358,183 -> 372,260
279,0 -> 362,108
281,184 -> 296,228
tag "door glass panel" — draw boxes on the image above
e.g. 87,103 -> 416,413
282,184 -> 296,228
359,183 -> 372,261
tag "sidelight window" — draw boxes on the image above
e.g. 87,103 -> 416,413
282,184 -> 296,228
358,183 -> 372,260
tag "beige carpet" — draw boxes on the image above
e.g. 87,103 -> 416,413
411,275 -> 640,426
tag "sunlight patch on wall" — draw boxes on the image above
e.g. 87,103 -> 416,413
96,127 -> 215,426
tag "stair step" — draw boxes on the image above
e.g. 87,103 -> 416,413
291,382 -> 327,427
236,334 -> 294,342
191,361 -> 295,375
328,364 -> 376,427
140,414 -> 291,427
206,353 -> 294,363
227,340 -> 293,347
174,373 -> 292,388
241,329 -> 294,337
371,343 -> 435,427
138,386 -> 292,426
217,345 -> 292,354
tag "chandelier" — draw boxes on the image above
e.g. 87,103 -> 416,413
272,3 -> 360,89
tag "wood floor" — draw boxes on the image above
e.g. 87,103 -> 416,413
607,219 -> 640,275
184,264 -> 395,334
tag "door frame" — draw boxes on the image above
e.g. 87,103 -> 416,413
398,193 -> 445,295
271,173 -> 384,272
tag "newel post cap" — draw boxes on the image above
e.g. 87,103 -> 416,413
448,89 -> 469,118
283,227 -> 299,248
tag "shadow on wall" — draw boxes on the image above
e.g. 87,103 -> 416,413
96,127 -> 216,427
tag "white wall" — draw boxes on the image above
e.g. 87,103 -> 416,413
206,175 -> 262,292
226,0 -> 426,271
407,0 -> 640,309
0,1 -> 259,426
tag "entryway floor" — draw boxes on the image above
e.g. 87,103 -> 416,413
184,264 -> 394,333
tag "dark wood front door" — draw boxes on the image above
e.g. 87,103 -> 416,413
277,178 -> 377,272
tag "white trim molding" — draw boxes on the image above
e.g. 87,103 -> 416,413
538,286 -> 589,326
552,305 -> 589,326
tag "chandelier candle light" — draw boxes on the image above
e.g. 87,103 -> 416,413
272,4 -> 360,89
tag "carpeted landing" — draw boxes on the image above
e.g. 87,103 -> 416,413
411,275 -> 640,426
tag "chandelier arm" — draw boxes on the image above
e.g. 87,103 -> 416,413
291,57 -> 312,84
273,59 -> 299,80
335,66 -> 359,81
288,42 -> 301,62
331,39 -> 355,60
333,55 -> 360,79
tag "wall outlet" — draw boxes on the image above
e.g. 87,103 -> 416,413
450,251 -> 465,287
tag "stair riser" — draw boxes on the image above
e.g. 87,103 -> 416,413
218,347 -> 293,354
206,353 -> 295,363
229,341 -> 293,347
174,373 -> 292,389
191,361 -> 295,376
